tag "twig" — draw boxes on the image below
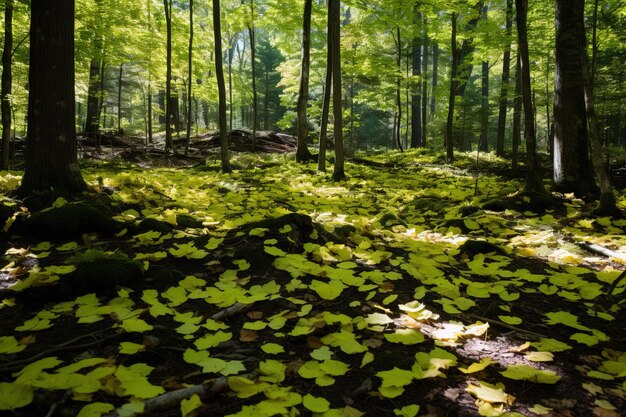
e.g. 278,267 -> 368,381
464,313 -> 547,339
0,332 -> 123,373
44,390 -> 71,417
577,241 -> 626,260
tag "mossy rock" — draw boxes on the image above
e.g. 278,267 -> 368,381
458,240 -> 506,257
137,217 -> 174,234
19,202 -> 124,238
176,214 -> 203,228
70,250 -> 144,296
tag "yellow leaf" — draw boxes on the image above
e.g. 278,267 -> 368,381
459,358 -> 493,374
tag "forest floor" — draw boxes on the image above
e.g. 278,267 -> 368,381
0,137 -> 625,417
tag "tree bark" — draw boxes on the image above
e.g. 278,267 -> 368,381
296,0 -> 313,162
248,0 -> 257,151
318,28 -> 332,173
185,0 -> 194,154
411,5 -> 422,148
84,58 -> 102,136
395,26 -> 404,152
445,13 -> 458,163
117,63 -> 123,134
163,0 -> 174,152
516,0 -> 545,194
329,0 -> 344,180
430,42 -> 438,117
512,53 -> 522,171
553,0 -> 596,197
1,0 -> 13,170
480,59 -> 489,152
18,0 -> 87,196
212,0 -> 231,173
495,0 -> 512,157
421,18 -> 429,146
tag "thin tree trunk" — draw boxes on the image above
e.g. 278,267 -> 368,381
496,0 -> 512,157
264,70 -> 269,130
19,0 -> 87,196
228,35 -> 235,131
396,26 -> 404,152
512,53 -> 522,171
421,18 -> 429,146
1,0 -> 13,170
248,0 -> 257,151
516,0 -> 545,194
117,63 -> 123,134
480,60 -> 489,152
411,5 -> 422,148
147,0 -> 153,144
318,38 -> 332,172
163,0 -> 173,152
84,58 -> 102,136
185,0 -> 194,154
445,13 -> 458,163
330,0 -> 344,180
212,0 -> 231,173
296,0 -> 313,162
430,42 -> 438,118
590,0 -> 599,88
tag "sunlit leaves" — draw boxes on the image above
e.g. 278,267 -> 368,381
459,358 -> 493,374
114,364 -> 165,398
465,381 -> 511,404
76,402 -> 115,417
376,367 -> 414,398
500,365 -> 561,384
181,394 -> 203,417
0,336 -> 26,354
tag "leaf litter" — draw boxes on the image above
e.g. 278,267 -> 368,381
0,150 -> 625,416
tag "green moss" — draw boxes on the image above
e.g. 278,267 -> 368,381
20,202 -> 124,238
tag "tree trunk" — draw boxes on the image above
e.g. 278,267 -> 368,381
318,34 -> 332,172
296,0 -> 313,162
516,0 -> 545,194
84,58 -> 102,136
590,0 -> 599,88
329,0 -> 344,180
396,26 -> 404,152
248,0 -> 257,151
117,63 -> 123,134
213,0 -> 231,173
163,0 -> 174,152
185,0 -> 193,154
19,0 -> 87,196
228,35 -> 236,131
1,0 -> 13,170
411,5 -> 422,148
421,18 -> 429,146
553,0 -> 596,197
480,60 -> 489,152
445,13 -> 458,163
264,70 -> 269,130
496,0 -> 512,157
512,53 -> 522,171
430,42 -> 438,117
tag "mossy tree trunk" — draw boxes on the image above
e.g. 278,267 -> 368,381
296,0 -> 313,162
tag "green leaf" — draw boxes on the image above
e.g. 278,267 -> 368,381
261,343 -> 285,355
500,364 -> 560,384
303,393 -> 330,413
0,336 -> 26,354
0,383 -> 33,410
530,338 -> 572,352
77,402 -> 115,417
309,280 -> 346,300
394,404 -> 420,417
498,315 -> 522,325
459,358 -> 493,374
180,394 -> 203,417
384,329 -> 425,345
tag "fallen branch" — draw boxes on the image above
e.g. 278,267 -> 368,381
577,241 -> 626,261
103,372 -> 257,417
211,303 -> 251,321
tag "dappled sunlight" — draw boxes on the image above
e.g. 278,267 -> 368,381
0,152 -> 625,416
